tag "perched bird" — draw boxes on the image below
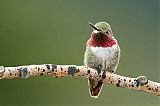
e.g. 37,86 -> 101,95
84,22 -> 120,98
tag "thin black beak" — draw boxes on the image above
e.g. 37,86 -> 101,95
88,22 -> 101,31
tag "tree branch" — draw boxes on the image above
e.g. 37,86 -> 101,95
0,64 -> 159,96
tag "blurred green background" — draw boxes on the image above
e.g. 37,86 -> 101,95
0,0 -> 159,106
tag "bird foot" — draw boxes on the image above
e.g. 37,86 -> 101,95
137,76 -> 148,86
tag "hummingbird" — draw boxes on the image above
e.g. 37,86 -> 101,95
84,22 -> 120,98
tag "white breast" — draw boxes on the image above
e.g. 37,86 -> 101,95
90,44 -> 118,67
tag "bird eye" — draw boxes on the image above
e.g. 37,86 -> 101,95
106,30 -> 110,35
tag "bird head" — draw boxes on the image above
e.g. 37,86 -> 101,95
89,22 -> 113,37
87,21 -> 116,47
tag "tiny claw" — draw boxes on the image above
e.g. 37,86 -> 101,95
17,67 -> 29,78
137,76 -> 148,86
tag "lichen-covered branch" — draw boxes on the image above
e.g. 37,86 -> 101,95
0,64 -> 159,96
